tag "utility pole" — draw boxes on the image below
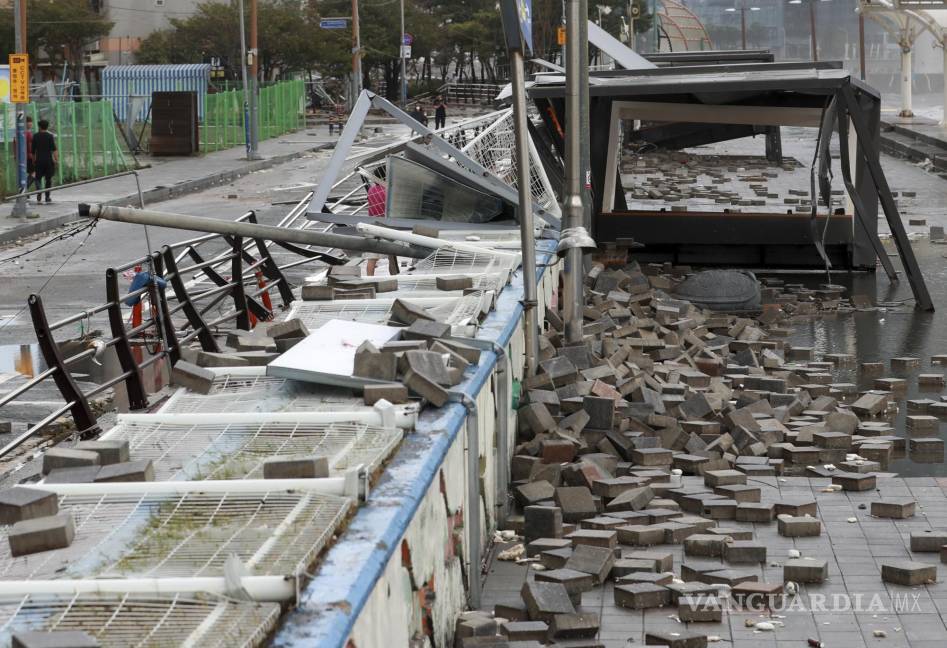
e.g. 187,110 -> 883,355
399,0 -> 407,106
561,0 -> 596,345
859,13 -> 866,80
499,0 -> 539,377
238,0 -> 253,160
248,0 -> 260,158
10,0 -> 27,218
352,0 -> 363,105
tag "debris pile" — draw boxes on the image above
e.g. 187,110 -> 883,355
459,258 -> 939,646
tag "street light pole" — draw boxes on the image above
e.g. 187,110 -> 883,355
248,0 -> 260,158
399,0 -> 407,106
352,0 -> 363,104
11,0 -> 27,218
238,0 -> 253,160
859,12 -> 866,80
561,0 -> 591,345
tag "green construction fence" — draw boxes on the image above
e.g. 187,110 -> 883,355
0,99 -> 130,198
200,79 -> 305,153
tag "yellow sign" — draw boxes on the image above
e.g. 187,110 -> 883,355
557,26 -> 566,45
9,54 -> 28,103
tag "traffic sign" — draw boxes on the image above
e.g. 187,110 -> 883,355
8,54 -> 28,103
403,33 -> 413,45
500,0 -> 533,54
517,0 -> 533,53
631,4 -> 640,17
320,18 -> 349,29
401,45 -> 412,59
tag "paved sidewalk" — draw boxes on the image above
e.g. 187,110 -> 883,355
0,125 -> 340,244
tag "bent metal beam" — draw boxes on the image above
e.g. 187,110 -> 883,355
78,203 -> 432,259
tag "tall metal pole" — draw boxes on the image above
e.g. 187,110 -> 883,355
499,0 -> 540,374
238,0 -> 252,160
740,6 -> 747,50
11,0 -> 27,218
562,0 -> 586,345
859,13 -> 866,80
352,0 -> 363,105
809,0 -> 818,62
579,0 -> 592,235
248,0 -> 260,158
400,0 -> 407,106
509,52 -> 539,376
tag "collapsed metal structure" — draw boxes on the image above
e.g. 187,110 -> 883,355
527,61 -> 934,311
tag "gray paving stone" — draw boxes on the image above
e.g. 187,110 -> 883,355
262,455 -> 329,479
725,540 -> 766,564
881,560 -> 937,586
777,515 -> 821,537
41,448 -> 100,475
784,558 -> 828,583
678,595 -> 723,623
684,534 -> 731,557
910,530 -> 947,552
93,459 -> 155,482
535,568 -> 595,594
8,513 -> 75,557
74,440 -> 130,466
0,488 -> 58,525
614,582 -> 670,609
564,544 -> 615,584
548,612 -> 600,639
521,581 -> 575,623
170,360 -> 215,394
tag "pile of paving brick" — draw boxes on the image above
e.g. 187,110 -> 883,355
456,259 -> 941,647
619,150 -> 846,214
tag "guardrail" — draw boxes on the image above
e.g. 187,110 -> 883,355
0,191 -> 327,462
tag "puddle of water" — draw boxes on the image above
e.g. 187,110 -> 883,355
770,239 -> 947,477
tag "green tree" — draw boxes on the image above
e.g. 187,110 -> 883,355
31,0 -> 113,77
137,1 -> 320,81
0,1 -> 113,80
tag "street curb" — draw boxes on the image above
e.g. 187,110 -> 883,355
0,142 -> 335,245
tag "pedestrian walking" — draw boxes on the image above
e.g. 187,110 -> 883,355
433,95 -> 447,130
32,119 -> 57,204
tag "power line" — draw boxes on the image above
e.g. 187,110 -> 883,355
0,221 -> 94,266
0,220 -> 98,334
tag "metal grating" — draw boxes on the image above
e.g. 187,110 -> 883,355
460,109 -> 559,215
104,419 -> 403,481
0,490 -> 352,580
0,593 -> 279,648
411,248 -> 518,274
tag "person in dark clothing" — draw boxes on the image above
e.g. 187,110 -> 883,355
408,104 -> 428,127
433,95 -> 447,130
31,119 -> 57,203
